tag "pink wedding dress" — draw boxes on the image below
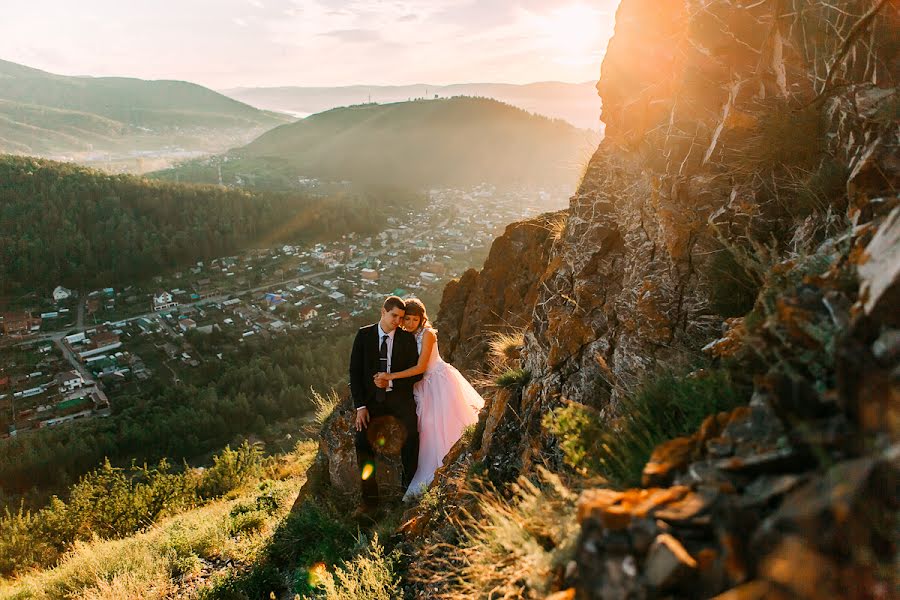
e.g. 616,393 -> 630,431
404,327 -> 485,499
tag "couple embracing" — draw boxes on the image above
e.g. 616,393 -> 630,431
350,295 -> 484,513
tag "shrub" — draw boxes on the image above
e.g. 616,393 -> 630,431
495,368 -> 531,390
544,368 -> 747,487
198,441 -> 263,499
64,458 -> 196,540
228,511 -> 267,537
0,504 -> 58,576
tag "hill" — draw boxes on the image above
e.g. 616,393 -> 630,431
157,97 -> 598,189
0,59 -> 291,163
0,155 -> 395,296
222,80 -> 602,130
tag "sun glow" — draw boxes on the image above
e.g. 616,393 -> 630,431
531,3 -> 615,67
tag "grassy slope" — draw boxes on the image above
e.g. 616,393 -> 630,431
0,443 -> 316,600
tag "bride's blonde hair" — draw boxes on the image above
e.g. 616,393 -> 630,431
403,298 -> 428,332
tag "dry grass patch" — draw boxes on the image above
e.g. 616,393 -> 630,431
311,388 -> 341,426
411,468 -> 579,599
487,330 -> 526,372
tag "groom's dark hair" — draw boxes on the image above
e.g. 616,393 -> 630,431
383,295 -> 405,312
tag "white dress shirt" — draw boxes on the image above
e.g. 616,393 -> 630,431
358,324 -> 395,411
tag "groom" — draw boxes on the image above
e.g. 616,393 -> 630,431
349,295 -> 422,511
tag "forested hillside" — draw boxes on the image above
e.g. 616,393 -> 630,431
156,96 -> 598,189
0,328 -> 354,508
0,155 -> 409,296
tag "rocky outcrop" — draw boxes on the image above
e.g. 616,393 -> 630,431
437,210 -> 565,375
426,0 -> 898,598
433,0 -> 898,463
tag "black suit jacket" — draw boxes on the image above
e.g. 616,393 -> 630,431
349,324 -> 422,410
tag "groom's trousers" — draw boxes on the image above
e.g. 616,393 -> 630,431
355,391 -> 419,506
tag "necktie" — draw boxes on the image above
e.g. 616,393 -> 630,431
376,334 -> 388,402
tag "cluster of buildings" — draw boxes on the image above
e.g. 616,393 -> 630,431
0,184 -> 568,435
0,350 -> 110,436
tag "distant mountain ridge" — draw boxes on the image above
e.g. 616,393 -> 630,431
156,96 -> 599,189
222,81 -> 601,131
0,59 -> 291,161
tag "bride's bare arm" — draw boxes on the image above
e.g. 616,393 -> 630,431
378,329 -> 435,381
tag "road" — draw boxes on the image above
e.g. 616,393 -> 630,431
54,336 -> 94,383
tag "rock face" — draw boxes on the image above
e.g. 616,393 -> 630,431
292,393 -> 406,510
426,0 -> 898,598
437,210 -> 565,375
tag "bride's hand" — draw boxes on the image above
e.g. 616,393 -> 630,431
374,372 -> 391,386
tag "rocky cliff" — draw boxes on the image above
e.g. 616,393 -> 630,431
427,0 -> 899,597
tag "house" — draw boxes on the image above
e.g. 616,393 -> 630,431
264,293 -> 285,306
85,298 -> 102,314
419,271 -> 439,283
0,312 -> 41,336
152,291 -> 177,311
299,306 -> 318,321
53,286 -> 73,302
179,319 -> 197,332
328,291 -> 346,303
192,279 -> 215,299
78,331 -> 122,359
361,268 -> 379,281
56,371 -> 85,393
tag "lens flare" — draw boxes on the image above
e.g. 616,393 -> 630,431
376,435 -> 386,447
307,562 -> 328,587
361,461 -> 376,480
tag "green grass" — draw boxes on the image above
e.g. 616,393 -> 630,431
200,500 -> 358,599
544,368 -> 747,487
495,368 -> 531,390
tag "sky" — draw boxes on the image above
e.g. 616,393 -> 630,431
1,0 -> 619,89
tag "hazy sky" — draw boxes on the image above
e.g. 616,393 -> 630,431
2,0 -> 619,89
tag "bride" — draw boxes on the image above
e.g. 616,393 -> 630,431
374,298 -> 484,500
